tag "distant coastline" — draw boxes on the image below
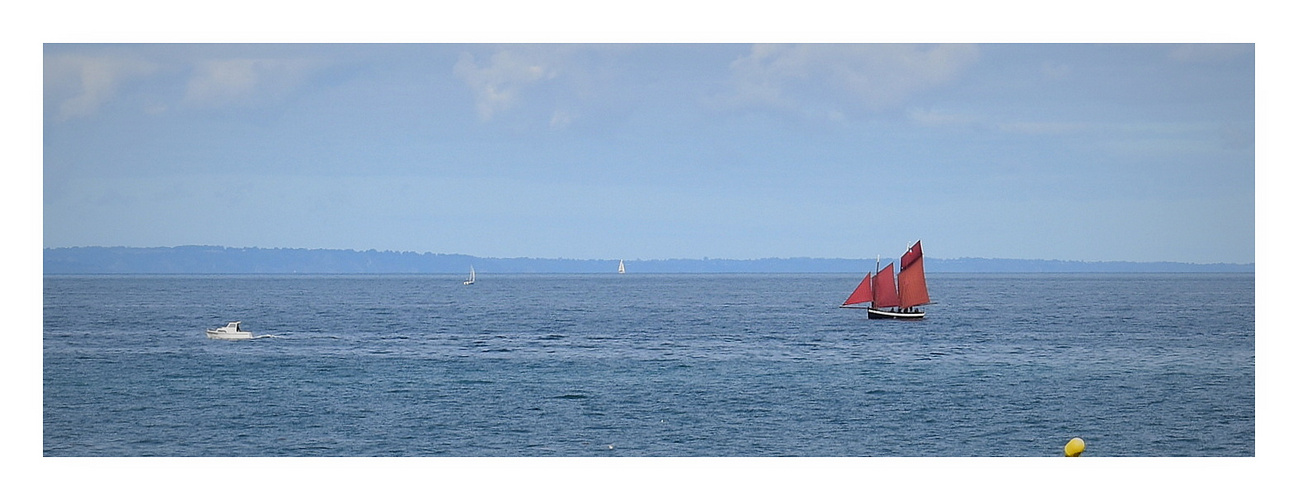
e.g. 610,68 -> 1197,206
42,246 -> 1255,274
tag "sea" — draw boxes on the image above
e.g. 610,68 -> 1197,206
42,273 -> 1255,457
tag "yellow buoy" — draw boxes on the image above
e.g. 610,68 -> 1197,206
1064,437 -> 1085,457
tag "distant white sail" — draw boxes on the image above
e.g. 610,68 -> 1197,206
463,266 -> 475,285
618,260 -> 625,274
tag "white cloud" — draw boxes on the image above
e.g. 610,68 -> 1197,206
45,48 -> 327,119
44,53 -> 157,120
722,44 -> 981,116
995,120 -> 1090,135
453,50 -> 557,121
549,109 -> 576,129
183,58 -> 319,107
1040,61 -> 1072,80
907,108 -> 975,127
1167,44 -> 1251,63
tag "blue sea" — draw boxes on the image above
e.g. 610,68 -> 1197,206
43,273 -> 1254,457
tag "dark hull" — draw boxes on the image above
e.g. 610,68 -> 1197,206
866,307 -> 925,320
839,305 -> 926,320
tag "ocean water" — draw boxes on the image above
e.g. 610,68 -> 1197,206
43,273 -> 1254,457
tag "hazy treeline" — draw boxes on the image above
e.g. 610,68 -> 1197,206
43,246 -> 1255,274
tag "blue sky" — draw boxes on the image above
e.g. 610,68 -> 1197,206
43,43 -> 1255,263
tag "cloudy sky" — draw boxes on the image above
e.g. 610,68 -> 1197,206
43,42 -> 1254,263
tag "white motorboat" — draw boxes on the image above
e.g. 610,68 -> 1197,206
206,321 -> 253,340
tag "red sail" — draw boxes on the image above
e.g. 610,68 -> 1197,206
897,255 -> 930,308
843,273 -> 873,306
900,240 -> 923,269
872,263 -> 900,308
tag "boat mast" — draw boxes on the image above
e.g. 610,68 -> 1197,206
903,242 -> 910,312
874,254 -> 880,311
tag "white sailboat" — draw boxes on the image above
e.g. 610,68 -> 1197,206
618,259 -> 625,274
463,266 -> 476,285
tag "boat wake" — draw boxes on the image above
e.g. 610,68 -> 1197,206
252,334 -> 281,339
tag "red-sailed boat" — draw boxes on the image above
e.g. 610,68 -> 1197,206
841,241 -> 930,319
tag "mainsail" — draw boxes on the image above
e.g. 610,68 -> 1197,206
872,262 -> 901,308
897,240 -> 930,308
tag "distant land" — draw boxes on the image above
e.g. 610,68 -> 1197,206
43,246 -> 1255,274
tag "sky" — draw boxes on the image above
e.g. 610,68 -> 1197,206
42,43 -> 1255,263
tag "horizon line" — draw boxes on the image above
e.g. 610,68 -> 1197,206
42,245 -> 1256,267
